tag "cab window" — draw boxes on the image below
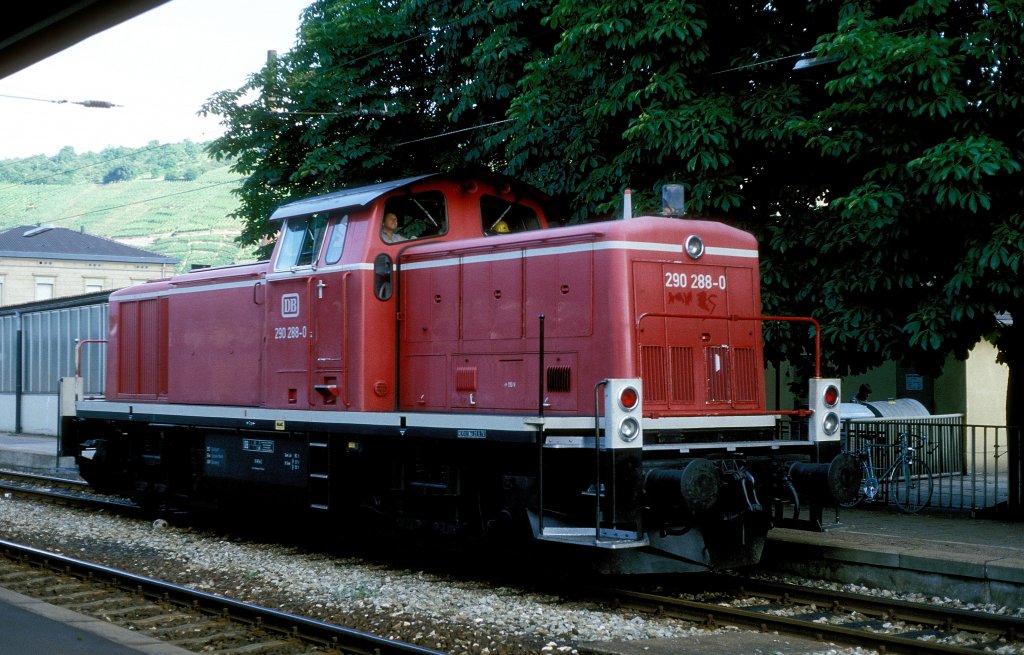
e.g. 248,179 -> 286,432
324,215 -> 349,265
381,191 -> 447,243
275,212 -> 329,270
481,195 -> 541,235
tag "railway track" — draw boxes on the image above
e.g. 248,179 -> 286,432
0,469 -> 139,513
0,537 -> 446,655
5,467 -> 1021,654
601,576 -> 1024,655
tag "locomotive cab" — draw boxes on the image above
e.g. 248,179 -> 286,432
261,174 -> 554,412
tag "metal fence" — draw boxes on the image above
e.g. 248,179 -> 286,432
844,417 -> 1016,513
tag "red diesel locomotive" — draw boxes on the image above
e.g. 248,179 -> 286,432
69,172 -> 855,574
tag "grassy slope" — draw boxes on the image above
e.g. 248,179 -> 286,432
0,166 -> 257,271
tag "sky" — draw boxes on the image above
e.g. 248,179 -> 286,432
0,0 -> 311,159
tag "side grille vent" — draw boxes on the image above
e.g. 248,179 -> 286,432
455,366 -> 477,391
546,365 -> 572,393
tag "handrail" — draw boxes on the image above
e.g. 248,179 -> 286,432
75,339 -> 108,377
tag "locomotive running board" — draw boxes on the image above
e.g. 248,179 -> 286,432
527,512 -> 649,550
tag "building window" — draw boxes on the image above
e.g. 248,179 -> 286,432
84,278 -> 104,293
35,277 -> 55,301
0,277 -> 5,305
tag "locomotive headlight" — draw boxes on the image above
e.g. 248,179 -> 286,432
685,235 -> 704,260
619,416 -> 640,442
823,411 -> 840,436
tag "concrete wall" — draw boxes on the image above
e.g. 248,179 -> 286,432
767,341 -> 1008,426
20,394 -> 60,435
0,393 -> 59,435
0,394 -> 14,432
964,339 -> 1008,426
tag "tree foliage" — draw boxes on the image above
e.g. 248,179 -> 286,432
767,1 -> 1024,423
203,0 -> 1024,414
201,0 -> 554,251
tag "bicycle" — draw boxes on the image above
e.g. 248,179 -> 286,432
840,431 -> 934,513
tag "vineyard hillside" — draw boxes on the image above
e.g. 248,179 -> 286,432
0,147 -> 256,272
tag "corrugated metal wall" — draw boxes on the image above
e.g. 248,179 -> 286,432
0,299 -> 108,395
0,314 -> 15,392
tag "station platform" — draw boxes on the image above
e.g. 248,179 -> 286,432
0,432 -> 1021,654
0,586 -> 191,655
0,431 -> 78,476
763,508 -> 1023,606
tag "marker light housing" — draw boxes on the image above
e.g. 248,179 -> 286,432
604,379 -> 643,449
809,378 -> 842,442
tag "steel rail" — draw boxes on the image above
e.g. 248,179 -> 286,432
0,469 -> 89,487
0,473 -> 141,515
0,538 -> 447,655
727,577 -> 1022,640
607,587 -> 1016,655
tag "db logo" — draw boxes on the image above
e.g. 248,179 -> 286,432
281,293 -> 300,318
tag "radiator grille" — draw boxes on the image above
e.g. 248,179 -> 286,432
733,347 -> 757,402
640,345 -> 667,402
670,346 -> 695,403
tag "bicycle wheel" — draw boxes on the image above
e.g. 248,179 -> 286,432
892,459 -> 933,513
838,461 -> 868,508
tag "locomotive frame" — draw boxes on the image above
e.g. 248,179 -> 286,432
67,172 -> 855,574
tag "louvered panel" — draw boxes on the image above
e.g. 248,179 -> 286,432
669,346 -> 694,403
455,366 -> 477,391
705,346 -> 731,404
733,347 -> 757,402
118,302 -> 140,394
118,299 -> 163,396
136,299 -> 160,395
640,345 -> 667,402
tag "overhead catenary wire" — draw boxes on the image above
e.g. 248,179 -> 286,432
0,92 -> 122,107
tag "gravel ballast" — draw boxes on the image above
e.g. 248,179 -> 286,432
0,496 -> 721,653
0,494 -> 1019,654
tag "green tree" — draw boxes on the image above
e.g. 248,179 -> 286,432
771,2 -> 1022,381
201,0 -> 551,254
777,2 -> 1024,510
102,164 -> 137,184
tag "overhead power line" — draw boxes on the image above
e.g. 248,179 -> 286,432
0,92 -> 122,108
